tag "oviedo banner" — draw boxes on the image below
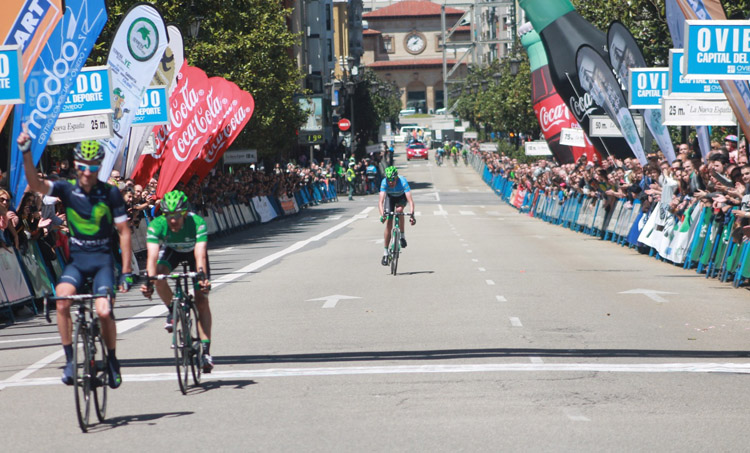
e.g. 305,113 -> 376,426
156,75 -> 235,197
124,24 -> 184,178
9,0 -> 107,203
607,21 -> 676,164
576,45 -> 648,165
98,2 -> 168,182
0,0 -> 64,132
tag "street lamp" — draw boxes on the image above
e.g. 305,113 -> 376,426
188,1 -> 203,39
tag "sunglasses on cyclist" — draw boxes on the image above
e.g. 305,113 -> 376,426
165,211 -> 187,220
75,162 -> 101,172
0,197 -> 9,203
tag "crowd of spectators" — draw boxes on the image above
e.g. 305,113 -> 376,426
480,135 -> 750,243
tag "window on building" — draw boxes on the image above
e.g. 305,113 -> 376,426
326,5 -> 331,31
435,35 -> 444,51
327,39 -> 333,62
383,35 -> 394,54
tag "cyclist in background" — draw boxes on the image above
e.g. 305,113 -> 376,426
436,145 -> 445,166
450,142 -> 459,166
462,146 -> 469,166
378,166 -> 416,266
18,132 -> 132,388
140,190 -> 214,373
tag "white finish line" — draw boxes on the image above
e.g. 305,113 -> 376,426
0,208 -> 375,390
3,362 -> 750,388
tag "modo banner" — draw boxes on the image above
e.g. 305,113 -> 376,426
124,24 -> 184,178
0,0 -> 64,132
577,45 -> 647,165
608,21 -> 676,164
99,3 -> 168,182
675,0 -> 750,141
8,0 -> 107,203
189,83 -> 255,182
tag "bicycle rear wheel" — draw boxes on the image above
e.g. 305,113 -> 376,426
390,229 -> 400,276
173,303 -> 189,394
73,321 -> 92,432
188,301 -> 203,385
92,325 -> 108,422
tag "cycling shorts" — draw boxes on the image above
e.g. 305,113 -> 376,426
157,248 -> 211,288
60,251 -> 115,296
384,194 -> 407,214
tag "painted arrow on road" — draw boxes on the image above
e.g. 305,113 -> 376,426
619,289 -> 677,303
307,295 -> 361,308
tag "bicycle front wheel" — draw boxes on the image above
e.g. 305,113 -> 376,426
173,303 -> 189,394
92,325 -> 108,422
390,229 -> 400,276
188,301 -> 203,385
73,321 -> 93,432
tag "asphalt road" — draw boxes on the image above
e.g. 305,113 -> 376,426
1,149 -> 749,451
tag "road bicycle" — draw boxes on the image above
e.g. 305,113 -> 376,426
384,211 -> 415,276
148,265 -> 205,394
452,153 -> 458,166
45,290 -> 111,433
436,151 -> 444,166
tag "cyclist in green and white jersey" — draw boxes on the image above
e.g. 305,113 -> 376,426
140,190 -> 214,372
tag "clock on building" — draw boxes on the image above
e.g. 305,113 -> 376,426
404,32 -> 426,55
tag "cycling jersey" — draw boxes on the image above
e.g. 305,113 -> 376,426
49,180 -> 127,254
146,212 -> 208,253
380,175 -> 411,197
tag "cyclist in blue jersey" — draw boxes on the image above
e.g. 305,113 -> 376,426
18,131 -> 133,389
378,166 -> 416,266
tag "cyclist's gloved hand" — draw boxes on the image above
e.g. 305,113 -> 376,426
199,279 -> 211,293
119,273 -> 134,292
140,281 -> 154,299
409,214 -> 416,226
380,215 -> 387,223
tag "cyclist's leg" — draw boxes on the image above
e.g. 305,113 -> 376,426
155,248 -> 178,305
383,195 -> 395,246
187,253 -> 211,341
91,253 -> 116,350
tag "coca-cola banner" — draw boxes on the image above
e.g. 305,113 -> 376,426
0,0 -> 64,132
519,22 -> 598,164
156,72 -> 234,197
577,45 -> 647,165
98,3 -> 168,182
675,0 -> 750,141
608,21 -> 676,164
188,83 -> 255,182
124,24 -> 184,178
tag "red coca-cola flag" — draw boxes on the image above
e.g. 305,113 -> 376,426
157,74 -> 233,197
131,62 -> 205,185
189,85 -> 255,182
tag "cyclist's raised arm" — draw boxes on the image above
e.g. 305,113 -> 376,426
18,130 -> 52,195
194,241 -> 209,284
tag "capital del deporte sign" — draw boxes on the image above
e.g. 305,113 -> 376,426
683,20 -> 750,80
0,45 -> 23,104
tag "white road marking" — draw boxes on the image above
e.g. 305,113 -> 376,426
0,208 -> 375,389
619,288 -> 676,303
215,246 -> 235,253
486,211 -> 501,216
327,215 -> 342,220
478,267 -> 486,272
306,295 -> 362,309
459,210 -> 475,216
496,295 -> 507,302
510,317 -> 523,327
0,336 -> 58,345
434,210 -> 448,216
466,250 -> 472,253
486,280 -> 495,286
5,362 -> 750,387
472,259 -> 479,263
530,357 -> 544,364
564,409 -> 590,422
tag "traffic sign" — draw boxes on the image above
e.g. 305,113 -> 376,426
338,118 -> 351,131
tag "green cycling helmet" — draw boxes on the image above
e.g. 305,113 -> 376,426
385,166 -> 398,181
73,140 -> 105,161
162,190 -> 189,213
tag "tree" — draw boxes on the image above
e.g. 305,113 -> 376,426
350,68 -> 401,152
88,0 -> 306,163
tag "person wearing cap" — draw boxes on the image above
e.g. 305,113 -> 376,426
725,134 -> 739,163
346,161 -> 356,200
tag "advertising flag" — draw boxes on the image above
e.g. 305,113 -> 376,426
8,0 -> 107,203
156,76 -> 234,197
124,24 -> 184,178
608,21 -> 676,164
675,0 -> 750,141
0,0 -> 64,131
187,83 -> 255,182
577,45 -> 648,165
98,3 -> 168,182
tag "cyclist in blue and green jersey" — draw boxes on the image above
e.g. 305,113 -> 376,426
140,190 -> 214,372
378,166 -> 416,266
18,131 -> 133,389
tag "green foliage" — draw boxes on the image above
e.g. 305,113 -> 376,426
351,68 -> 401,150
88,0 -> 306,162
